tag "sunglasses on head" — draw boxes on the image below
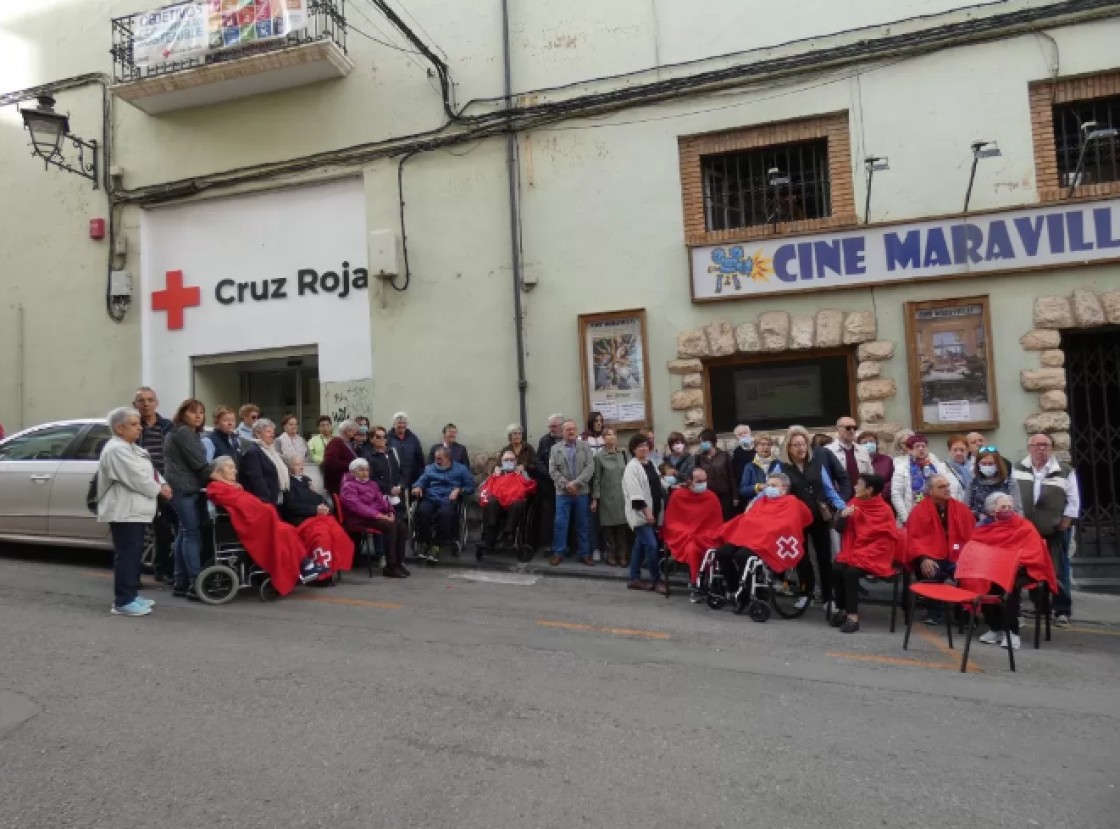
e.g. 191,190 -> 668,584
979,445 -> 998,453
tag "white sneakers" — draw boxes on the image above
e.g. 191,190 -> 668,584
978,630 -> 1021,650
794,596 -> 810,610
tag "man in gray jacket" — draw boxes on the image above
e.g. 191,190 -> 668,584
548,420 -> 596,566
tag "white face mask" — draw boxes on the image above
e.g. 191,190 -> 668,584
979,463 -> 998,477
671,442 -> 684,454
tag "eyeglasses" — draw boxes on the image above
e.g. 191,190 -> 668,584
373,433 -> 386,440
839,424 -> 857,430
248,415 -> 259,421
1028,442 -> 1051,448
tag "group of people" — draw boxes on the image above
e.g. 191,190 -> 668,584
94,388 -> 1079,649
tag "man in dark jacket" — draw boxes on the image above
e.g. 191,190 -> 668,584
388,412 -> 425,489
368,426 -> 408,565
428,422 -> 470,468
534,414 -> 565,550
282,457 -> 333,525
134,386 -> 174,584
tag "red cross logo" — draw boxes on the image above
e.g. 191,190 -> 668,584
776,536 -> 801,560
152,270 -> 201,331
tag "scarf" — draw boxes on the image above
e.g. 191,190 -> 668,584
902,497 -> 974,564
909,457 -> 932,500
663,488 -> 724,581
257,439 -> 291,492
836,496 -> 903,577
751,452 -> 775,471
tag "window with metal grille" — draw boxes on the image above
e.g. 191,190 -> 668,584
1053,94 -> 1120,187
701,138 -> 831,232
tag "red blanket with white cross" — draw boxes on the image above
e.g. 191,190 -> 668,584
717,494 -> 813,573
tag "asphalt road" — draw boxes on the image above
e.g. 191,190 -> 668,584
1,544 -> 1119,829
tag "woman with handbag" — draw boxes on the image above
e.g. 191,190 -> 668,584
779,425 -> 847,610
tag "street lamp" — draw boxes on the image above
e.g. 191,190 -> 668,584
962,140 -> 1001,213
1066,120 -> 1119,199
863,156 -> 889,224
18,94 -> 99,188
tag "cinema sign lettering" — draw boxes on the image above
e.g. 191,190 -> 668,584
690,197 -> 1120,300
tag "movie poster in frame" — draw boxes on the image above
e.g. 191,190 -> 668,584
579,309 -> 652,430
904,295 -> 999,432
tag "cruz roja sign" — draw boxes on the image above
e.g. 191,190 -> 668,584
215,262 -> 369,304
690,197 -> 1120,300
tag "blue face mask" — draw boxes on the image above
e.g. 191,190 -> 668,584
763,486 -> 781,499
739,436 -> 754,449
700,440 -> 713,452
501,460 -> 516,472
862,441 -> 877,455
692,482 -> 708,494
662,475 -> 677,488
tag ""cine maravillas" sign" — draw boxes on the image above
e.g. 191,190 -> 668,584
690,196 -> 1120,300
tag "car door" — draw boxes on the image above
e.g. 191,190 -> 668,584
47,424 -> 113,547
0,424 -> 85,537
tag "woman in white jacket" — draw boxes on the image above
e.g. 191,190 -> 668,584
622,434 -> 665,594
97,406 -> 172,617
890,432 -> 962,525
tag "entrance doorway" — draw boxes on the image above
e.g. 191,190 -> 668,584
1064,327 -> 1120,559
192,346 -> 321,438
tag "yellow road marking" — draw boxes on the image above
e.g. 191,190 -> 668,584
827,651 -> 962,671
1065,625 -> 1120,637
916,626 -> 982,673
294,594 -> 402,611
536,619 -> 670,640
84,570 -> 111,580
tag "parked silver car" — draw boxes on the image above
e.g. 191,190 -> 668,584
0,419 -> 156,567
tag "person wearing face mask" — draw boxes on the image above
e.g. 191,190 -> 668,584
966,447 -> 1023,521
730,424 -> 757,506
696,428 -> 735,520
591,427 -> 631,567
477,451 -> 536,561
856,430 -> 894,509
738,434 -> 781,508
663,468 -> 723,588
623,434 -> 666,592
967,493 -> 1058,651
665,431 -> 695,481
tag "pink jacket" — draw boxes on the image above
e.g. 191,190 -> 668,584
339,473 -> 393,531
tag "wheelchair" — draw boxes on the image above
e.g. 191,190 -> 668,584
477,495 -> 537,562
194,503 -> 337,605
407,493 -> 470,563
689,547 -> 810,623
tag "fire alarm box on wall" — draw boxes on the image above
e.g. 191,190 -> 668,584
90,218 -> 105,240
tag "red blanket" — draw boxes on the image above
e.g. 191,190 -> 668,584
836,496 -> 902,578
478,472 -> 537,508
296,514 -> 355,577
663,488 -> 724,580
718,495 -> 813,573
902,497 -> 974,565
970,514 -> 1057,591
206,481 -> 304,596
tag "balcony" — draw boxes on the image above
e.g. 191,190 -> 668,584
110,1 -> 352,115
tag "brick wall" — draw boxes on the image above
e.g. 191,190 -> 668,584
1029,69 -> 1120,203
678,111 -> 856,246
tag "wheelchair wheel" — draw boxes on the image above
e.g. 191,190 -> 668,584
259,578 -> 279,602
331,570 -> 342,586
706,593 -> 727,610
747,600 -> 771,623
196,564 -> 240,605
769,568 -> 810,619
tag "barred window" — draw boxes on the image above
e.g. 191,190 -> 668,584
1053,94 -> 1120,188
701,138 -> 831,232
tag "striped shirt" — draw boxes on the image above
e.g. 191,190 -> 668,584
139,417 -> 168,474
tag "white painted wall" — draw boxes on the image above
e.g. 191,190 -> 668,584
1,0 -> 1118,458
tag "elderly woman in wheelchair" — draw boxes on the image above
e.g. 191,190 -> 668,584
196,457 -> 341,603
339,458 -> 407,579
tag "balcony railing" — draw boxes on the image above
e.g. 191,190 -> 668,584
110,0 -> 347,84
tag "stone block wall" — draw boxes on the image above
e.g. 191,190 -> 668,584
668,309 -> 903,447
1020,288 -> 1120,462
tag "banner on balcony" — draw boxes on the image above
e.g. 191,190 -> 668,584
690,196 -> 1120,301
133,1 -> 308,70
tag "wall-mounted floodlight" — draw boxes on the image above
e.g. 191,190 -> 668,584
863,156 -> 889,224
963,140 -> 1001,212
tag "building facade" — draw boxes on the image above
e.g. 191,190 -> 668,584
1,1 -> 1118,561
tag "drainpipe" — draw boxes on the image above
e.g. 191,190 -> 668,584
501,0 -> 529,434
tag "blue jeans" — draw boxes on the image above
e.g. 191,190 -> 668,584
1047,529 -> 1073,615
110,522 -> 146,608
629,524 -> 659,584
552,493 -> 590,558
171,491 -> 203,589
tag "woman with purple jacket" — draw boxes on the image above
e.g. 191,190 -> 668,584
339,458 -> 406,578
